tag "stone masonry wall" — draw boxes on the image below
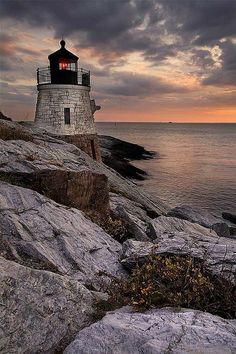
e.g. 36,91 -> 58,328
35,84 -> 96,135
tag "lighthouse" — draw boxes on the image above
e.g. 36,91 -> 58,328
35,40 -> 101,160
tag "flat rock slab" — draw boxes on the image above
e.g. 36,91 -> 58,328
168,205 -> 225,227
0,256 -> 96,354
64,307 -> 236,354
0,182 -> 125,288
168,205 -> 234,237
148,215 -> 218,239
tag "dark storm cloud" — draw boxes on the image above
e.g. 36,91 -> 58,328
1,0 -> 235,61
0,0 -> 177,64
157,0 -> 236,87
1,0 -> 236,94
1,0 -> 235,42
0,0 -> 155,42
221,40 -> 236,72
159,0 -> 236,45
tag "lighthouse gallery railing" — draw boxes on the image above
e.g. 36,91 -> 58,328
36,67 -> 90,86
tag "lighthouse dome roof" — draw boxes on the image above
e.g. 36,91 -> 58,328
48,40 -> 78,61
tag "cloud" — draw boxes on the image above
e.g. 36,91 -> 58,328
202,40 -> 236,86
98,71 -> 190,97
1,0 -> 235,67
0,0 -> 235,120
0,82 -> 36,104
159,0 -> 236,45
0,0 -> 153,41
0,33 -> 15,56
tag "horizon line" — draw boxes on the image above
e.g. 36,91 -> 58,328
96,121 -> 236,124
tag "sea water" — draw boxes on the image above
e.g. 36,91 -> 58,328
97,122 -> 236,216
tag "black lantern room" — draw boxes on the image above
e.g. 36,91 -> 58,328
37,40 -> 90,86
48,40 -> 79,85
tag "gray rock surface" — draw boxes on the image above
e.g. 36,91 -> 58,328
110,193 -> 152,241
0,256 -> 96,354
168,205 -> 224,227
148,215 -> 218,239
64,307 -> 236,354
168,205 -> 233,237
0,182 -> 125,288
121,230 -> 236,282
1,119 -> 235,354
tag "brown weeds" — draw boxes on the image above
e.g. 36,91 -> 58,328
109,255 -> 236,319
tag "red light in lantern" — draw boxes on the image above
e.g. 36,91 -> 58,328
61,62 -> 67,70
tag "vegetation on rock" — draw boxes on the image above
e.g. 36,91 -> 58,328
108,255 -> 236,319
91,213 -> 132,243
0,122 -> 33,141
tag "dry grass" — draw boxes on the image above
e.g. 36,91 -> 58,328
108,255 -> 236,319
0,124 -> 33,142
89,213 -> 132,243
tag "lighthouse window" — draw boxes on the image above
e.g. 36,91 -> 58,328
59,60 -> 76,71
64,108 -> 70,124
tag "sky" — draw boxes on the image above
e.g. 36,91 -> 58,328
0,0 -> 236,123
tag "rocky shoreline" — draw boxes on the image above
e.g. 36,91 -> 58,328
0,116 -> 236,353
99,135 -> 156,180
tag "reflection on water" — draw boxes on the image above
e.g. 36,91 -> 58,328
97,122 -> 236,216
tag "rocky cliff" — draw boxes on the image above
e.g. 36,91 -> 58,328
0,116 -> 235,353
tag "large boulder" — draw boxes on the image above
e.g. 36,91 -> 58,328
0,119 -> 169,217
121,231 -> 236,282
64,307 -> 236,354
168,205 -> 233,238
0,182 -> 125,288
0,169 -> 109,217
0,256 -> 97,354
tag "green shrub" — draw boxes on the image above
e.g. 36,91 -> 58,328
108,255 -> 236,319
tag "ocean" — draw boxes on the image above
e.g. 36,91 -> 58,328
97,122 -> 236,216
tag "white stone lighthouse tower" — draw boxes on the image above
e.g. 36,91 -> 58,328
35,40 -> 101,160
